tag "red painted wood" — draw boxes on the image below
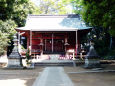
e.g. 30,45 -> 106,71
17,30 -> 90,55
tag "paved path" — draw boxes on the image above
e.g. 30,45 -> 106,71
32,67 -> 74,86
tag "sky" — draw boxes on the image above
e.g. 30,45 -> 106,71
31,0 -> 40,6
30,0 -> 73,14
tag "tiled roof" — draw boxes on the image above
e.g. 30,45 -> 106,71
17,14 -> 91,31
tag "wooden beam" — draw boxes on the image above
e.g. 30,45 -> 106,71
76,30 -> 78,46
30,30 -> 32,55
52,33 -> 54,52
73,30 -> 78,60
45,39 -> 46,51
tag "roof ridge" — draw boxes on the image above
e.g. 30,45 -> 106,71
27,14 -> 79,18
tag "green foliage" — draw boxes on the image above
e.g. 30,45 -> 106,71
0,20 -> 16,55
70,0 -> 83,14
0,0 -> 39,26
0,20 -> 16,38
37,0 -> 73,14
0,31 -> 9,55
12,1 -> 39,26
26,49 -> 31,60
94,38 -> 109,56
72,0 -> 115,58
0,0 -> 38,56
82,27 -> 110,56
103,48 -> 115,60
80,0 -> 115,37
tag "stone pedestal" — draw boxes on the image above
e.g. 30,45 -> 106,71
84,58 -> 100,68
8,58 -> 22,67
84,44 -> 101,68
7,34 -> 22,68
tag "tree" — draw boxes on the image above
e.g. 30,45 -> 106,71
0,20 -> 16,55
70,0 -> 83,14
0,31 -> 9,55
0,0 -> 38,26
72,0 -> 115,57
0,0 -> 38,56
36,0 -> 73,14
81,0 -> 115,37
11,0 -> 39,26
71,0 -> 115,36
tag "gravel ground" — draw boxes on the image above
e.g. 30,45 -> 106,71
0,64 -> 115,86
64,64 -> 115,86
0,67 -> 44,86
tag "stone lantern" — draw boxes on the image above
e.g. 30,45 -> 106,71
7,33 -> 22,68
84,42 -> 100,68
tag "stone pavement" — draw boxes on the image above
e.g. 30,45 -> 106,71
32,67 -> 74,86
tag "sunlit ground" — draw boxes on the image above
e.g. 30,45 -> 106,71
0,65 -> 44,86
0,55 -> 8,63
0,55 -> 8,67
0,79 -> 26,86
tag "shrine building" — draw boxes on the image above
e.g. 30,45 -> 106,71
16,14 -> 91,60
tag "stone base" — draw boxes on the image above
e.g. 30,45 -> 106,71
7,58 -> 22,68
84,59 -> 101,69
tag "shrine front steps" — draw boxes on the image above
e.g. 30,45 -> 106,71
34,60 -> 74,66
